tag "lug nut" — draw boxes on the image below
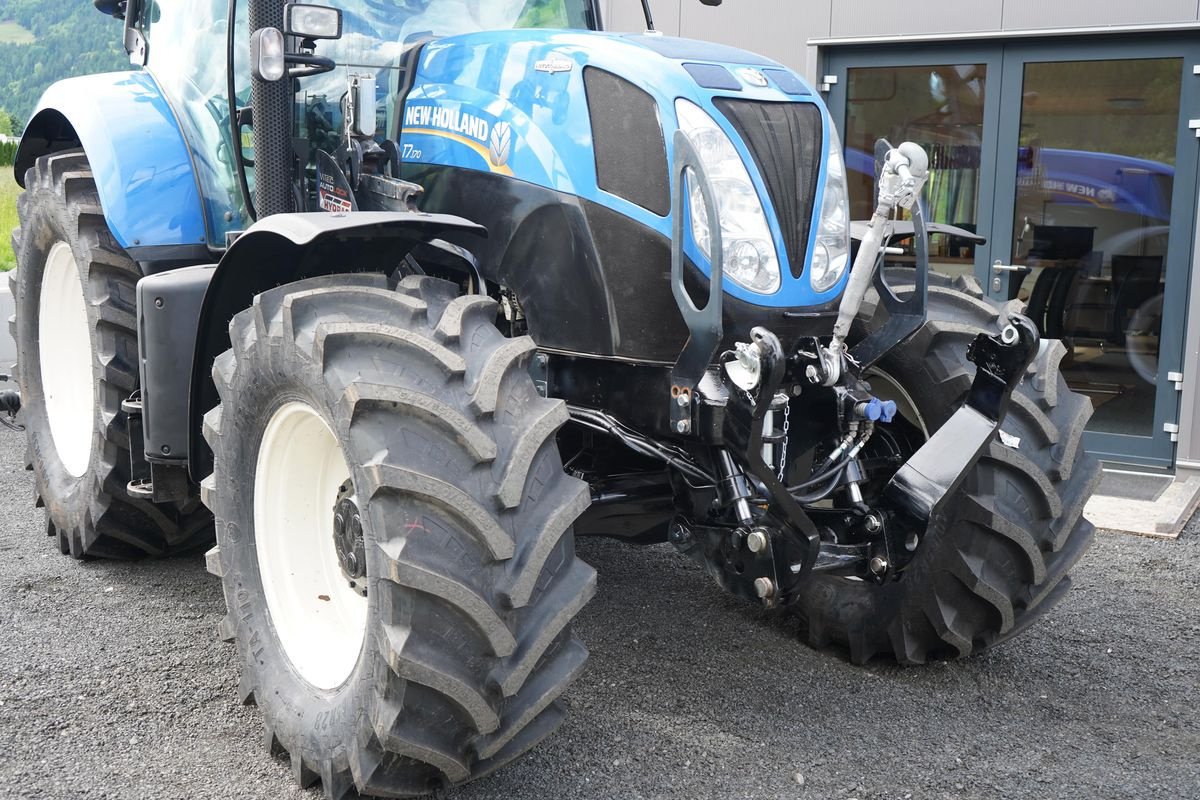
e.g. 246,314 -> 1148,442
753,577 -> 775,599
746,529 -> 768,553
869,556 -> 888,576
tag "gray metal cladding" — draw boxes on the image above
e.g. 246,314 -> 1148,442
830,0 -> 1003,37
1000,0 -> 1199,29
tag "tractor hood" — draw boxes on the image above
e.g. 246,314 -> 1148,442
396,29 -> 849,308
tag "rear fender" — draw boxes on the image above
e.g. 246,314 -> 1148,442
186,211 -> 486,480
14,72 -> 209,261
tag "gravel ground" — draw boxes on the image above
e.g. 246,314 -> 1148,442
1,422 -> 1198,800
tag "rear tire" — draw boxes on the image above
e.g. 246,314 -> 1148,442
203,273 -> 595,797
12,149 -> 213,558
789,274 -> 1100,664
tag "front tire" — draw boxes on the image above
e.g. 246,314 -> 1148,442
12,149 -> 212,558
203,273 -> 595,797
790,275 -> 1100,664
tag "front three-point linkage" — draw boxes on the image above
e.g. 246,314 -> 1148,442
798,141 -> 1041,582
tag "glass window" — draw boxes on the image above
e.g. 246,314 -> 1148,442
845,63 -> 987,282
1005,58 -> 1182,437
143,0 -> 247,243
298,0 -> 592,151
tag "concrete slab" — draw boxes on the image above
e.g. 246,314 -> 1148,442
1084,468 -> 1200,539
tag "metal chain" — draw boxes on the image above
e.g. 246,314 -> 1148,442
777,402 -> 790,483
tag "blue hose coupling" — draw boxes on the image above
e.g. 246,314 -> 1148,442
855,397 -> 898,422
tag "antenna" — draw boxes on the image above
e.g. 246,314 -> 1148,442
640,0 -> 655,31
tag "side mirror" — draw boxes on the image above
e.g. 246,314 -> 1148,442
121,0 -> 148,66
93,0 -> 125,19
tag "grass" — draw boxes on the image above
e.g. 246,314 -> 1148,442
0,20 -> 35,44
0,170 -> 20,272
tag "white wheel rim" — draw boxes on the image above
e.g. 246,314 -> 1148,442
254,401 -> 368,690
38,241 -> 96,477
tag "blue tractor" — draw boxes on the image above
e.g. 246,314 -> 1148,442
11,0 -> 1097,795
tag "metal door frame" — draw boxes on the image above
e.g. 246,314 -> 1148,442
823,45 -> 1007,285
824,36 -> 1200,469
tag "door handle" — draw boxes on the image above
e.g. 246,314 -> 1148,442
992,260 -> 1024,273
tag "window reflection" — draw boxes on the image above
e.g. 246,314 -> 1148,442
1008,58 -> 1181,437
845,63 -> 986,282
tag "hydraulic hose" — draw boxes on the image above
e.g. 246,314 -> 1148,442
790,464 -> 850,505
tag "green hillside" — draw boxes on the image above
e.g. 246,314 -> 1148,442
0,1 -> 130,131
0,20 -> 34,44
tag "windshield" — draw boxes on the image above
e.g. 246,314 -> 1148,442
297,0 -> 592,163
334,0 -> 593,68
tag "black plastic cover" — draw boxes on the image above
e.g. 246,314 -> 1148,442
137,264 -> 215,464
713,98 -> 823,279
763,69 -> 810,96
583,67 -> 670,216
683,63 -> 741,91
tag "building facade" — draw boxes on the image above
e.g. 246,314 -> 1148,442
603,0 -> 1200,479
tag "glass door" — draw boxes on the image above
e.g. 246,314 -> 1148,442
826,38 -> 1200,469
987,42 -> 1200,468
826,46 -> 1005,286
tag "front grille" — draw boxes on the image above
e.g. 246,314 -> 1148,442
713,99 -> 823,279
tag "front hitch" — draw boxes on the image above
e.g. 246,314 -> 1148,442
883,313 -> 1040,541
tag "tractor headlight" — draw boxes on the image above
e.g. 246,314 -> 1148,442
675,99 -> 781,295
810,123 -> 851,293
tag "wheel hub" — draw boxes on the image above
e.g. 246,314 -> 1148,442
254,400 -> 367,690
332,481 -> 367,595
39,241 -> 96,477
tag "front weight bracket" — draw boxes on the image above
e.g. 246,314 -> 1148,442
883,313 -> 1040,527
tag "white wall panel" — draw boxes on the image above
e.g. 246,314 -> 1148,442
602,0 -> 681,34
1001,0 -> 1199,30
679,0 -> 830,73
831,0 -> 1002,37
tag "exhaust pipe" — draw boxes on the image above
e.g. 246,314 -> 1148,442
248,0 -> 295,217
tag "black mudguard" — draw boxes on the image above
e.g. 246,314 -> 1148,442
185,211 -> 485,480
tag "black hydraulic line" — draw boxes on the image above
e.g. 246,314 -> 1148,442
567,406 -> 716,486
787,453 -> 852,493
790,464 -> 849,505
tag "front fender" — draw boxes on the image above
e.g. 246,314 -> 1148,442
187,211 -> 486,479
15,72 -> 208,257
